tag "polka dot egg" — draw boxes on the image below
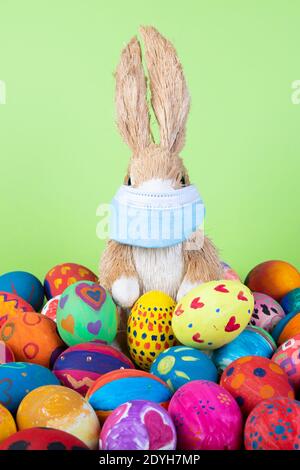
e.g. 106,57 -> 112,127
245,397 -> 300,450
127,291 -> 177,370
220,356 -> 295,415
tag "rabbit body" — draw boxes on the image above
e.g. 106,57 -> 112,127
99,27 -> 223,308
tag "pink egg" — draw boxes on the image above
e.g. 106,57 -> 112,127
272,334 -> 300,391
0,341 -> 14,364
41,296 -> 60,322
249,292 -> 285,332
168,380 -> 243,450
221,262 -> 240,281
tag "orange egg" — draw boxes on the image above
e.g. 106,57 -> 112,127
0,311 -> 65,367
245,261 -> 300,301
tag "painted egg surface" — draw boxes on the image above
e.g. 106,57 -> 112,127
272,310 -> 300,345
56,281 -> 117,346
172,280 -> 254,350
44,263 -> 98,300
0,341 -> 14,364
127,291 -> 176,371
244,397 -> 300,450
272,334 -> 300,391
0,362 -> 59,413
168,380 -> 243,450
245,260 -> 300,301
249,292 -> 285,332
0,291 -> 34,328
220,356 -> 294,415
0,272 -> 44,311
53,342 -> 135,396
150,346 -> 217,392
0,404 -> 16,443
86,369 -> 172,424
17,385 -> 100,449
281,288 -> 300,314
221,262 -> 240,281
212,326 -> 276,373
0,427 -> 89,450
100,400 -> 176,450
41,295 -> 60,321
0,311 -> 65,367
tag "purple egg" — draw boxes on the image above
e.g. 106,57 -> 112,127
99,400 -> 176,450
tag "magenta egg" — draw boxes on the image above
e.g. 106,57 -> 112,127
168,380 -> 243,450
100,400 -> 176,450
249,292 -> 285,332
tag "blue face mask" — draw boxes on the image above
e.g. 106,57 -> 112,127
109,185 -> 205,248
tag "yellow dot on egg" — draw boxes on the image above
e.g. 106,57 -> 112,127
269,362 -> 284,375
237,356 -> 252,365
157,355 -> 175,375
260,385 -> 275,399
21,372 -> 27,377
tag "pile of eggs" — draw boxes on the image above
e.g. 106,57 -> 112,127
0,259 -> 299,450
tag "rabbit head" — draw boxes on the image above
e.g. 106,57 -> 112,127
115,26 -> 191,191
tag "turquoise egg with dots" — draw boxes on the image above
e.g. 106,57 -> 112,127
150,346 -> 218,392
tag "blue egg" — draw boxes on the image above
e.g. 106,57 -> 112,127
280,288 -> 300,315
150,346 -> 218,392
0,362 -> 59,413
0,271 -> 44,311
212,326 -> 276,373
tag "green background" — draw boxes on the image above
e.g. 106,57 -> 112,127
0,0 -> 299,283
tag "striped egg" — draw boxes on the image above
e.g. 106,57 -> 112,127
86,369 -> 172,424
53,342 -> 135,396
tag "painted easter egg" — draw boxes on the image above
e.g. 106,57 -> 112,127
150,346 -> 217,392
272,335 -> 300,391
53,342 -> 135,396
0,311 -> 65,367
244,397 -> 300,450
127,291 -> 176,371
0,272 -> 44,311
168,380 -> 242,450
172,280 -> 254,350
281,288 -> 300,314
0,341 -> 14,364
0,291 -> 34,328
41,295 -> 60,322
221,262 -> 240,281
220,356 -> 294,415
100,400 -> 176,450
17,385 -> 100,449
44,263 -> 98,300
249,292 -> 285,332
0,362 -> 59,413
245,260 -> 300,301
272,310 -> 300,345
0,427 -> 89,450
0,404 -> 16,443
212,326 -> 276,373
86,369 -> 172,424
56,281 -> 117,346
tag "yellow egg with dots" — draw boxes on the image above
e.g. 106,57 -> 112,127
127,291 -> 177,371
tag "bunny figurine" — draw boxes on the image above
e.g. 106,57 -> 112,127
99,26 -> 223,310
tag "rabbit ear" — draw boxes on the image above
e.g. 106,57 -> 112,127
140,26 -> 190,154
115,36 -> 151,153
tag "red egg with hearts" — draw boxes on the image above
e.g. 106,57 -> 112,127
44,263 -> 98,300
220,356 -> 294,416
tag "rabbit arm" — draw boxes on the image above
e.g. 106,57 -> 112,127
99,240 -> 140,308
177,234 -> 223,301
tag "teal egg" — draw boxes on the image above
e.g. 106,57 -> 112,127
281,288 -> 300,314
212,326 -> 276,373
150,346 -> 217,392
0,271 -> 44,311
0,362 -> 59,413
